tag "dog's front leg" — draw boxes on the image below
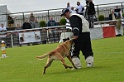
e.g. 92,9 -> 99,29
67,55 -> 77,69
61,58 -> 73,69
55,52 -> 73,69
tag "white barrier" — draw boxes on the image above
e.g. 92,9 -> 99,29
0,25 -> 66,47
59,24 -> 123,42
0,22 -> 123,47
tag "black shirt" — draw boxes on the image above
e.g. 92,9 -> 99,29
22,22 -> 32,29
69,15 -> 83,41
87,2 -> 96,15
70,15 -> 82,36
114,9 -> 121,12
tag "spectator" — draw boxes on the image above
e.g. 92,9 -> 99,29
109,9 -> 117,25
109,9 -> 122,36
67,2 -> 71,11
114,6 -> 122,19
34,18 -> 40,28
71,7 -> 76,14
47,17 -> 57,26
29,13 -> 35,28
15,24 -> 22,30
75,1 -> 84,15
22,19 -> 32,29
85,0 -> 96,28
0,24 -> 7,32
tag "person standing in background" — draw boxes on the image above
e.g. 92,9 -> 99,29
15,24 -> 22,30
114,6 -> 122,19
67,2 -> 71,11
22,19 -> 32,29
47,17 -> 57,26
34,18 -> 40,28
71,7 -> 76,14
29,13 -> 35,28
75,1 -> 84,15
109,9 -> 117,25
85,0 -> 96,28
0,24 -> 7,32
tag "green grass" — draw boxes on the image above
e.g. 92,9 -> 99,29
0,37 -> 124,82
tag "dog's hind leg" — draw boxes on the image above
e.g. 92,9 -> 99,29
43,58 -> 53,74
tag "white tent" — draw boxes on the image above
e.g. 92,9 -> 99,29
0,5 -> 10,27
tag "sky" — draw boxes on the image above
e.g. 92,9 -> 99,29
0,0 -> 124,13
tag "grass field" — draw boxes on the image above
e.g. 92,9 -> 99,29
0,36 -> 124,82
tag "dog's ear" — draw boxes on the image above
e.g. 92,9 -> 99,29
67,38 -> 69,40
63,37 -> 70,42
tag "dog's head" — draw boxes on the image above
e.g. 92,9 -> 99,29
64,39 -> 74,48
69,39 -> 74,44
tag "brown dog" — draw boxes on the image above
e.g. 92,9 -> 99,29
36,40 -> 77,74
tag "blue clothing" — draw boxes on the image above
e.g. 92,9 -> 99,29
47,20 -> 56,26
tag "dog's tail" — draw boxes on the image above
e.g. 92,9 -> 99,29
36,53 -> 50,60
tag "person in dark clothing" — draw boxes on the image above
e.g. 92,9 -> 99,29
47,17 -> 57,26
86,0 -> 89,4
61,8 -> 94,68
109,9 -> 117,25
21,19 -> 32,46
114,6 -> 121,19
109,12 -> 117,20
22,19 -> 32,29
85,0 -> 96,28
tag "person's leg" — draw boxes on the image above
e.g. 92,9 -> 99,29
88,15 -> 92,28
71,42 -> 82,69
89,15 -> 94,28
90,15 -> 94,28
81,32 -> 94,67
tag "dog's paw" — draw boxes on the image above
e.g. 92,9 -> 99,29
65,66 -> 73,69
69,66 -> 73,69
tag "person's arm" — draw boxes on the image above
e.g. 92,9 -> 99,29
70,16 -> 81,39
92,3 -> 96,15
81,5 -> 84,12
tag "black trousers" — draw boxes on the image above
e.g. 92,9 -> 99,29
71,32 -> 93,59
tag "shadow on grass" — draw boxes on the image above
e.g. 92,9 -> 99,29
42,66 -> 106,75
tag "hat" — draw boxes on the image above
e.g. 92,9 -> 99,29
61,8 -> 70,16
